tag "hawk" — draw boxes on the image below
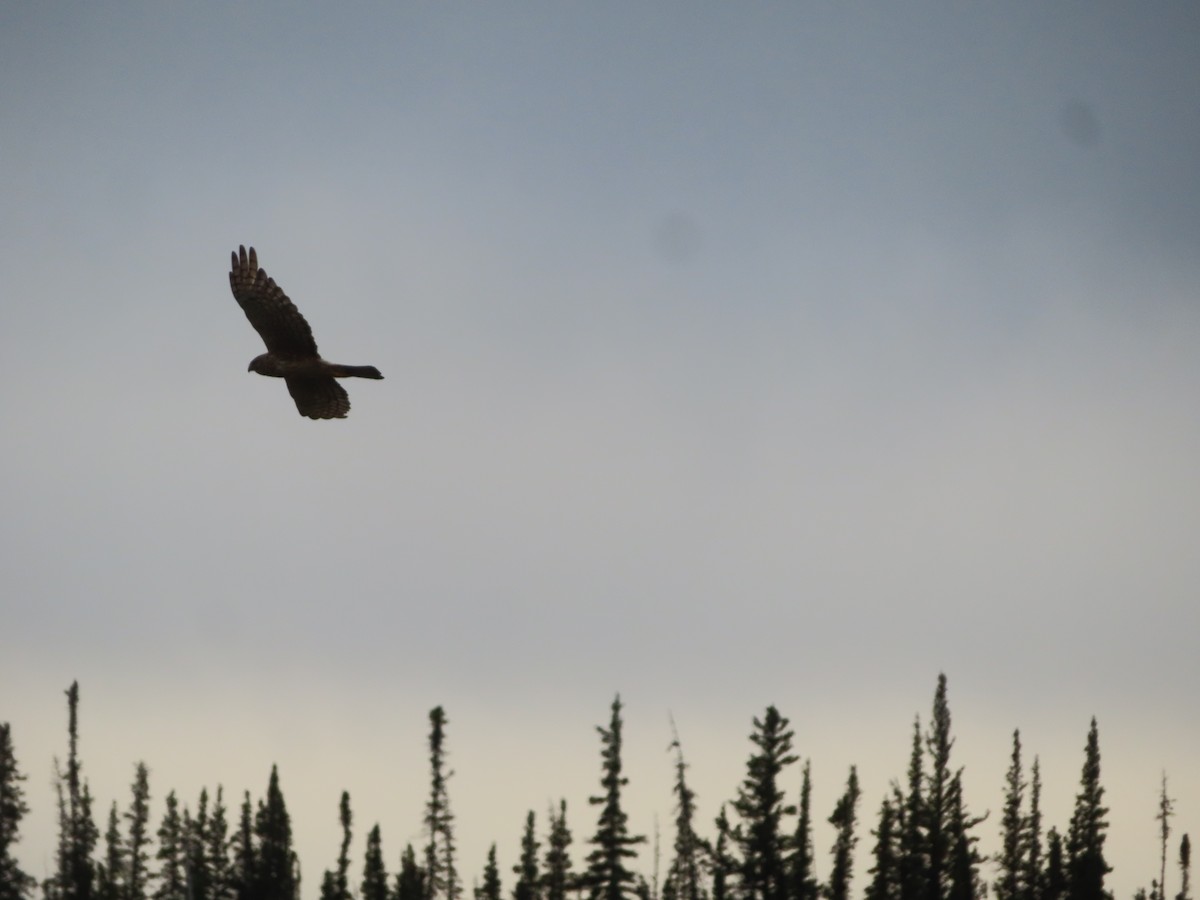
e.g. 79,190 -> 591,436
229,245 -> 383,419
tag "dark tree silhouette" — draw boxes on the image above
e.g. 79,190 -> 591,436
124,765 -> 152,900
477,846 -> 502,900
824,767 -> 861,900
1176,835 -> 1191,900
154,792 -> 186,900
253,768 -> 297,900
792,761 -> 818,900
96,804 -> 122,900
583,697 -> 646,900
732,706 -> 797,900
663,725 -> 707,900
864,790 -> 900,900
424,708 -> 459,900
1066,720 -> 1110,900
541,802 -> 574,900
513,812 -> 540,900
0,723 -> 35,900
1024,759 -> 1044,900
361,825 -> 388,900
230,794 -> 256,900
396,844 -> 428,900
710,808 -> 736,900
996,732 -> 1026,900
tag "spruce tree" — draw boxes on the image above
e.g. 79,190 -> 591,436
583,697 -> 646,900
396,845 -> 428,900
125,765 -> 152,900
944,774 -> 983,900
361,826 -> 388,900
709,808 -> 736,900
1023,760 -> 1043,900
898,720 -> 925,900
1176,835 -> 1191,900
424,708 -> 459,900
319,793 -> 352,900
206,789 -> 232,900
541,802 -> 574,900
230,794 -> 256,900
477,847 -> 502,900
54,684 -> 97,900
664,730 -> 706,900
187,790 -> 215,900
96,804 -> 123,900
1157,776 -> 1175,900
923,676 -> 953,900
154,792 -> 186,900
864,792 -> 900,900
732,707 -> 797,900
996,732 -> 1026,900
1065,720 -> 1110,900
824,768 -> 861,900
792,762 -> 818,900
1041,830 -> 1066,900
513,813 -> 540,900
253,767 -> 297,900
0,723 -> 35,900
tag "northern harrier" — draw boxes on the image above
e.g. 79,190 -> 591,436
229,245 -> 383,419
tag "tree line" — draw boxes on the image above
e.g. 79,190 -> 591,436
0,677 -> 1192,900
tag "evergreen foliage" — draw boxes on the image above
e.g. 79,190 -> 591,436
477,846 -> 501,900
663,730 -> 706,900
125,765 -> 152,900
513,813 -> 540,900
1066,720 -> 1111,900
792,761 -> 818,900
153,792 -> 185,900
824,767 -> 861,900
996,732 -> 1027,900
1177,835 -> 1191,900
424,708 -> 459,900
541,802 -> 573,900
396,844 -> 428,900
0,723 -> 35,900
732,706 -> 797,900
360,825 -> 388,900
253,768 -> 297,900
583,697 -> 646,900
864,791 -> 900,900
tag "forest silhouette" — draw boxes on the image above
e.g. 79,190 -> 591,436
0,677 -> 1190,900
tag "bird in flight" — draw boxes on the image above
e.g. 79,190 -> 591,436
229,245 -> 383,419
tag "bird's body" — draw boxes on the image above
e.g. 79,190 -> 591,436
229,245 -> 382,419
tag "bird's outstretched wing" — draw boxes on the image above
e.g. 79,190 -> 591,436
229,245 -> 320,358
285,376 -> 351,419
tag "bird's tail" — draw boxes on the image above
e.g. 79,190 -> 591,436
331,364 -> 384,379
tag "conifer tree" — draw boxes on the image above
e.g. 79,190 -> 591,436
186,790 -> 215,900
584,697 -> 646,900
206,788 -> 232,900
1176,835 -> 1191,900
154,792 -> 186,900
923,676 -> 954,900
1041,830 -> 1066,900
230,794 -> 255,900
664,729 -> 706,900
710,809 -> 735,900
253,767 -> 298,900
0,723 -> 35,900
54,683 -> 98,900
996,732 -> 1026,900
96,804 -> 123,900
477,847 -> 501,900
732,707 -> 797,900
944,774 -> 983,900
864,792 -> 900,900
125,765 -> 152,900
424,708 -> 459,900
396,845 -> 428,900
1065,720 -> 1110,900
541,802 -> 574,900
361,825 -> 388,900
1023,760 -> 1043,900
898,721 -> 925,900
513,813 -> 540,900
792,762 -> 818,900
824,768 -> 861,900
319,793 -> 352,900
1156,776 -> 1175,900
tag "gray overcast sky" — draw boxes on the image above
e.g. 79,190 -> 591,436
1,4 -> 1197,898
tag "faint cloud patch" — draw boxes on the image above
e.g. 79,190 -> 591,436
653,211 -> 703,264
1058,99 -> 1102,148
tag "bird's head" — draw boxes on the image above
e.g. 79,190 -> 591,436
248,354 -> 271,375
